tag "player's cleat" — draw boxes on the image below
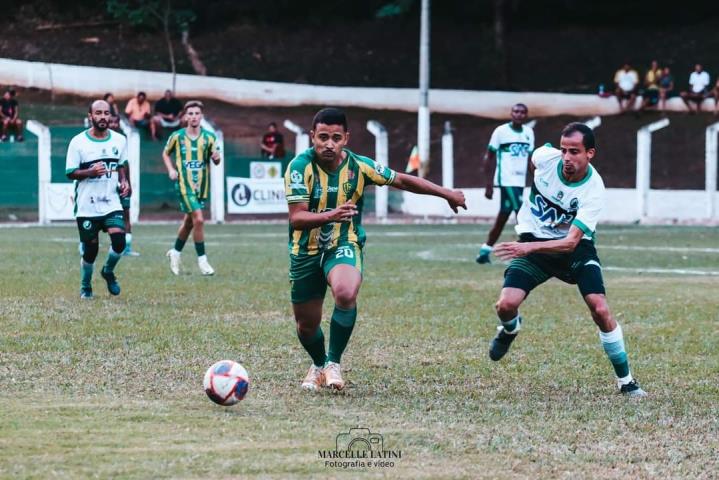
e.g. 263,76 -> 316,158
122,248 -> 140,257
476,252 -> 491,264
324,361 -> 345,390
166,249 -> 181,275
100,267 -> 121,296
489,317 -> 522,361
80,287 -> 93,299
197,255 -> 215,276
301,365 -> 325,392
619,379 -> 648,398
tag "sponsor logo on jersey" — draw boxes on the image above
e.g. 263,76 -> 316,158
343,182 -> 353,195
326,186 -> 338,193
530,194 -> 576,228
112,146 -> 119,155
290,170 -> 303,184
82,220 -> 92,230
375,163 -> 385,176
570,198 -> 579,209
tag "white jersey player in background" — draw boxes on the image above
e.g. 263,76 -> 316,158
476,103 -> 534,264
66,100 -> 131,299
488,122 -> 647,397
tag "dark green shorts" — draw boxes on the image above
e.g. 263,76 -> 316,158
289,244 -> 364,304
503,233 -> 606,297
76,210 -> 125,243
174,182 -> 205,213
499,186 -> 523,214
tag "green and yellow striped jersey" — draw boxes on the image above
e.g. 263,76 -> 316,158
164,127 -> 218,199
284,148 -> 396,255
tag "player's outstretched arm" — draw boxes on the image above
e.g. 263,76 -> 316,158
288,201 -> 357,230
494,226 -> 584,260
391,172 -> 466,213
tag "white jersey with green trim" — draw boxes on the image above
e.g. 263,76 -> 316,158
515,145 -> 605,241
488,122 -> 534,187
65,129 -> 128,218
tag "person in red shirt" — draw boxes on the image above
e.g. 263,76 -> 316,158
260,122 -> 286,159
0,89 -> 24,142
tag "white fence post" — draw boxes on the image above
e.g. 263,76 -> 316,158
584,116 -> 602,130
201,118 -> 225,224
119,119 -> 141,223
27,120 -> 51,225
283,120 -> 310,154
441,121 -> 453,189
367,120 -> 389,220
636,118 -> 670,221
706,122 -> 719,219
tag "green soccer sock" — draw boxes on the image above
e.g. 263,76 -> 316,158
500,313 -> 520,334
599,324 -> 632,381
174,237 -> 186,252
298,327 -> 327,367
327,305 -> 357,364
104,250 -> 122,273
194,241 -> 206,256
81,260 -> 94,288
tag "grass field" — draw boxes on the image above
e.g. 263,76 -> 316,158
1,223 -> 718,479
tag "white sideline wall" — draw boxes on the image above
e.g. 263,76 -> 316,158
401,188 -> 719,223
0,58 -> 708,119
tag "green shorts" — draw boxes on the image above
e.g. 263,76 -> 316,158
76,210 -> 125,243
289,243 -> 364,304
503,233 -> 606,297
175,183 -> 205,213
499,186 -> 523,214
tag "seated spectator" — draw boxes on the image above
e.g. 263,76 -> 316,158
104,92 -> 121,131
0,89 -> 24,142
680,64 -> 711,113
640,60 -> 661,111
124,91 -> 152,135
614,63 -> 639,113
260,122 -> 285,159
658,66 -> 675,111
151,89 -> 183,140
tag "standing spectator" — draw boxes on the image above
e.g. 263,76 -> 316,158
711,79 -> 719,116
680,64 -> 711,113
613,63 -> 639,113
104,93 -> 121,131
0,89 -> 24,142
124,91 -> 152,135
640,60 -> 661,111
260,122 -> 286,159
151,89 -> 183,140
658,66 -> 675,111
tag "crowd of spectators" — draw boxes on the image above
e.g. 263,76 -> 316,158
612,62 -> 719,114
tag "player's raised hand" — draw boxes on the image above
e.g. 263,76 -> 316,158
168,169 -> 179,181
89,162 -> 107,177
493,241 -> 530,261
445,189 -> 467,213
327,201 -> 358,223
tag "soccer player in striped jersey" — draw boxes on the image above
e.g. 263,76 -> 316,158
66,99 -> 130,298
162,101 -> 221,276
477,103 -> 534,264
490,122 -> 646,397
285,107 -> 466,391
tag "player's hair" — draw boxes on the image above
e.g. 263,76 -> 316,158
103,92 -> 113,101
268,122 -> 277,128
561,122 -> 596,150
312,107 -> 347,131
513,103 -> 528,112
137,91 -> 146,98
183,100 -> 204,113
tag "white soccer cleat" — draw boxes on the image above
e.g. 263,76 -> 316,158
197,255 -> 215,276
301,365 -> 325,392
324,361 -> 345,390
166,249 -> 181,275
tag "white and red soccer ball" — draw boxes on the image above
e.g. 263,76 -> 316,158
203,360 -> 249,406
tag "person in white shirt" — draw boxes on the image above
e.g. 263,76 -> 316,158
476,103 -> 534,264
613,63 -> 639,113
680,63 -> 711,113
66,100 -> 131,299
486,122 -> 647,398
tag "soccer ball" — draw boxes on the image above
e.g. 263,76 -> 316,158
203,360 -> 250,406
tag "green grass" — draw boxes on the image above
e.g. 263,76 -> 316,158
1,223 -> 718,479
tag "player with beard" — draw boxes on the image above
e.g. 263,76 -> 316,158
284,107 -> 467,391
66,100 -> 130,298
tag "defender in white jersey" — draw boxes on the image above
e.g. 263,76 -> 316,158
66,100 -> 131,299
489,123 -> 646,397
476,103 -> 534,264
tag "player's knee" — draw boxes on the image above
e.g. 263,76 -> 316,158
82,240 -> 99,263
332,284 -> 358,307
495,297 -> 520,317
589,301 -> 610,321
192,215 -> 204,227
110,232 -> 126,254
